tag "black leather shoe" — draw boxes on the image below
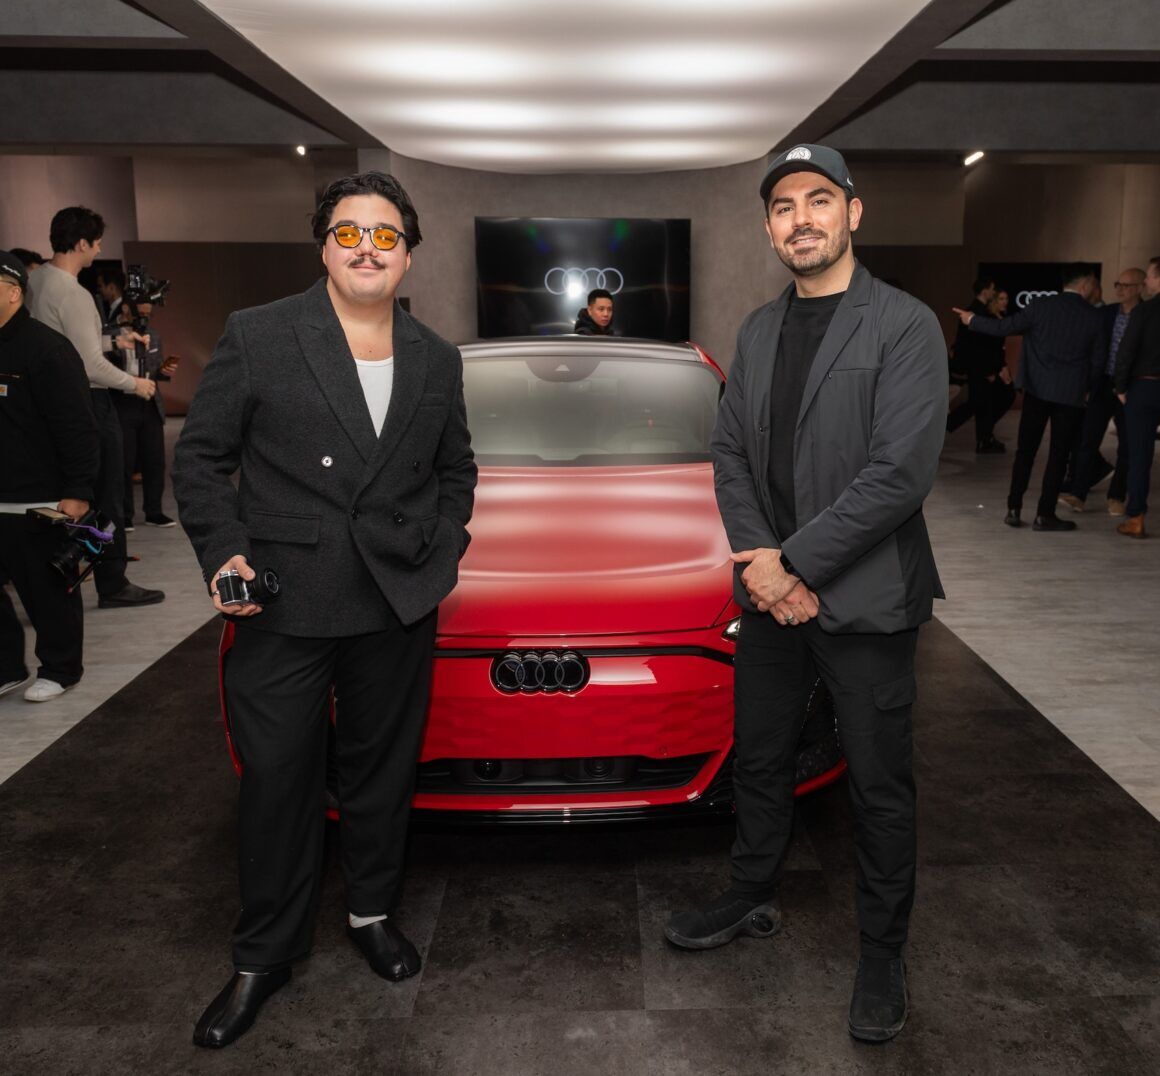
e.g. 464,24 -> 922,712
98,581 -> 166,608
848,956 -> 907,1042
1003,509 -> 1024,527
1033,514 -> 1077,532
664,891 -> 781,950
192,968 -> 290,1049
347,919 -> 421,981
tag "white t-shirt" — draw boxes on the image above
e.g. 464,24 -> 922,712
353,356 -> 394,436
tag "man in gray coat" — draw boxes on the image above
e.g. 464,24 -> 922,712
174,172 -> 476,1048
665,146 -> 946,1043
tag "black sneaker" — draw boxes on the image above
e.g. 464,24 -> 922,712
144,513 -> 177,528
664,891 -> 780,950
98,581 -> 166,608
124,520 -> 135,532
1003,509 -> 1024,527
848,956 -> 908,1042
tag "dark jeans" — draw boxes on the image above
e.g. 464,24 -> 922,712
1073,375 -> 1128,502
1124,379 -> 1160,517
730,612 -> 919,958
112,393 -> 165,520
224,612 -> 437,971
0,514 -> 84,687
1007,393 -> 1085,517
90,390 -> 129,596
969,372 -> 1015,444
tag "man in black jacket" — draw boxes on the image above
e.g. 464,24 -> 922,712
174,173 -> 476,1049
955,263 -> 1105,530
573,288 -> 616,335
952,275 -> 1010,452
664,146 -> 946,1044
1113,256 -> 1160,538
0,250 -> 99,703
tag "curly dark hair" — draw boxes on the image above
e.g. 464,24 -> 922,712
310,172 -> 422,251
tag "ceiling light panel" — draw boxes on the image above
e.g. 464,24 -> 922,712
201,1 -> 933,172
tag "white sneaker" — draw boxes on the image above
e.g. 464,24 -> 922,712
1,676 -> 30,698
24,678 -> 67,702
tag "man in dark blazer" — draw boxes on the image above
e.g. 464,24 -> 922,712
954,264 -> 1104,530
664,146 -> 947,1044
173,173 -> 476,1049
1113,255 -> 1160,537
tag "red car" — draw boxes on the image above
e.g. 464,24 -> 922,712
219,337 -> 844,823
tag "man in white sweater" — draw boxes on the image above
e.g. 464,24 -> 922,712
27,207 -> 164,608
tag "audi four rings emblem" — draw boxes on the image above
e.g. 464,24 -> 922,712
544,267 -> 624,296
491,650 -> 590,694
1016,289 -> 1057,309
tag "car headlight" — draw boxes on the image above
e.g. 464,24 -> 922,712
721,616 -> 741,641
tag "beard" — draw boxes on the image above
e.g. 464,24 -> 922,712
775,222 -> 851,277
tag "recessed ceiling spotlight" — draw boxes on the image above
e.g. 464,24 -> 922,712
295,144 -> 307,156
963,150 -> 985,166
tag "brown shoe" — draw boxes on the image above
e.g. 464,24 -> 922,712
1058,493 -> 1086,512
1107,499 -> 1126,516
1116,514 -> 1146,538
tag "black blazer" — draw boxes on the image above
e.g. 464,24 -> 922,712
173,279 -> 477,634
968,291 -> 1104,406
711,264 -> 946,635
1114,296 -> 1160,392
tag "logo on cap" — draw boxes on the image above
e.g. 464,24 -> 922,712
786,146 -> 812,161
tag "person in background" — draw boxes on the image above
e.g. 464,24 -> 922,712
25,207 -> 165,608
573,288 -> 615,335
0,250 -> 99,703
1113,256 -> 1160,538
1061,267 -> 1144,517
954,263 -> 1104,531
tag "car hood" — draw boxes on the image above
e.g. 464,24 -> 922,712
438,464 -> 733,637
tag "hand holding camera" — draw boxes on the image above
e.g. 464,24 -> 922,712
211,556 -> 280,618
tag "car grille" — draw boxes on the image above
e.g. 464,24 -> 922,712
415,753 -> 712,794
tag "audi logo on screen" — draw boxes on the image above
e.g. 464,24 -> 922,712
1016,289 -> 1057,309
543,267 -> 624,297
490,650 -> 590,694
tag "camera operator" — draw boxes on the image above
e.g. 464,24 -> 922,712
108,296 -> 177,528
26,207 -> 164,608
0,251 -> 99,703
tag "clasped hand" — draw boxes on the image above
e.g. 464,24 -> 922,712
731,547 -> 820,627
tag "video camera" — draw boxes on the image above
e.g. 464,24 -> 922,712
123,264 -> 171,333
28,507 -> 116,592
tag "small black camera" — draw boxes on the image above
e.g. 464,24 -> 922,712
216,567 -> 281,607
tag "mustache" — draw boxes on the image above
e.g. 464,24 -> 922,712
787,228 -> 826,243
349,255 -> 384,268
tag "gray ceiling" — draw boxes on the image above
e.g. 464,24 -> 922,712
1,0 -> 1156,163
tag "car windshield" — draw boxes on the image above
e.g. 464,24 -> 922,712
463,354 -> 721,466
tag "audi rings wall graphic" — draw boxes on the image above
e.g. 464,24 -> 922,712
978,261 -> 1103,310
475,217 -> 690,340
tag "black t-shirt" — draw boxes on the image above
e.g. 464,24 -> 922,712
768,290 -> 845,540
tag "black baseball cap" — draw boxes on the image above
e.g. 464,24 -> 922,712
0,249 -> 29,289
759,144 -> 855,205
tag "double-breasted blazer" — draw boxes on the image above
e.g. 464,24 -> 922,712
711,263 -> 946,635
173,279 -> 476,635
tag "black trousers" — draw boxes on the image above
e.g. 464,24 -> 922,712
1007,392 -> 1086,517
1124,379 -> 1160,517
112,393 -> 165,521
730,611 -> 918,958
224,612 -> 437,971
90,390 -> 129,596
1073,375 -> 1128,503
0,514 -> 84,686
968,373 -> 1015,444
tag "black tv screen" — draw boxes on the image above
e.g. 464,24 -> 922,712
475,217 -> 690,340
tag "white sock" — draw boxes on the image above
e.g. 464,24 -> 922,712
349,912 -> 388,928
